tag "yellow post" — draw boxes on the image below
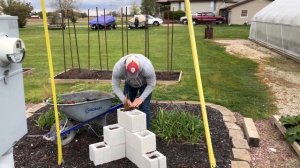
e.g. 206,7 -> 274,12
184,0 -> 216,167
40,0 -> 63,165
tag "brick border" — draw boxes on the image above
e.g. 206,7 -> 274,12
26,103 -> 47,118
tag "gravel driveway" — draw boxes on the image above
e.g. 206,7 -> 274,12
216,39 -> 300,168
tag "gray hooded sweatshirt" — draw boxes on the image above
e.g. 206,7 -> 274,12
112,54 -> 156,102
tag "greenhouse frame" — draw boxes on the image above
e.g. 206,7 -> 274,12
249,0 -> 300,62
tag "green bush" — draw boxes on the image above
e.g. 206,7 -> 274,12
163,10 -> 185,20
280,115 -> 300,128
285,125 -> 300,143
0,0 -> 33,28
280,115 -> 300,143
36,109 -> 66,129
151,108 -> 204,144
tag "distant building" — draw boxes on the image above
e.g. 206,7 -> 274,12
219,0 -> 272,25
30,15 -> 40,19
156,0 -> 238,15
156,0 -> 272,25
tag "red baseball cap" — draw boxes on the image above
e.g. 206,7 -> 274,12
125,56 -> 140,77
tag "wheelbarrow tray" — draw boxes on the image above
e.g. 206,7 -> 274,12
48,90 -> 115,122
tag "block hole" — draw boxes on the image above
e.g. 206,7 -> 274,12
96,145 -> 106,148
109,126 -> 119,130
140,131 -> 150,137
149,154 -> 158,159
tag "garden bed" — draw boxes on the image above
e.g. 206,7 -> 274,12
273,115 -> 300,157
14,103 -> 232,167
52,68 -> 182,85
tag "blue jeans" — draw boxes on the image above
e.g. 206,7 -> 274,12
124,83 -> 152,129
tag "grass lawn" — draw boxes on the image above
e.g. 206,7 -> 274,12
21,22 -> 276,119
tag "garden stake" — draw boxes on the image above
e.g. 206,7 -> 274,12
126,7 -> 129,54
147,15 -> 150,58
87,9 -> 90,69
185,0 -> 216,167
104,8 -> 109,70
72,10 -> 81,70
121,7 -> 124,56
96,7 -> 102,70
144,12 -> 147,57
40,0 -> 63,165
60,7 -> 66,72
171,8 -> 174,71
167,10 -> 170,71
145,10 -> 150,58
67,10 -> 74,68
144,13 -> 147,57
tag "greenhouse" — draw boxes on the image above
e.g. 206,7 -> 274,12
249,0 -> 300,62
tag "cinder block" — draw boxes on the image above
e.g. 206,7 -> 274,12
126,145 -> 143,167
104,124 -> 125,146
110,143 -> 126,162
118,109 -> 146,133
141,151 -> 167,168
89,141 -> 125,165
0,150 -> 14,168
89,141 -> 110,165
126,130 -> 156,154
126,146 -> 167,168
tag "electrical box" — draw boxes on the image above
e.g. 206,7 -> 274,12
0,15 -> 27,158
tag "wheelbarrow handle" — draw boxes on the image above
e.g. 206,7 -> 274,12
43,104 -> 124,141
60,103 -> 123,136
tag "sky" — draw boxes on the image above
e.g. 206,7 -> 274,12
27,0 -> 142,14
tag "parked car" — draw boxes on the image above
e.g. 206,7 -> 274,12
128,15 -> 163,29
144,15 -> 163,26
194,12 -> 225,24
180,13 -> 200,24
89,16 -> 117,30
180,12 -> 225,25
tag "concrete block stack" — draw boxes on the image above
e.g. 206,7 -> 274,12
89,108 -> 167,168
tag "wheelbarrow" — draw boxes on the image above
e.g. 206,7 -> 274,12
43,90 -> 123,145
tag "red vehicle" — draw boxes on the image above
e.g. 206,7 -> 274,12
192,12 -> 225,24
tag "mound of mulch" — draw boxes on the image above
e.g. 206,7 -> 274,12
14,103 -> 232,168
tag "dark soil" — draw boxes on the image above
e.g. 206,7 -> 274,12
14,103 -> 232,168
55,68 -> 181,81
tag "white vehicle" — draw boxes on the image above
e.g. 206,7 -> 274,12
180,13 -> 200,24
134,15 -> 163,26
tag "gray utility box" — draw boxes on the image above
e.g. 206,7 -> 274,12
0,16 -> 27,156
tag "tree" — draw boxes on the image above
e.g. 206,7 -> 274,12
140,0 -> 159,16
0,0 -> 33,28
130,1 -> 140,15
109,11 -> 118,17
50,0 -> 77,17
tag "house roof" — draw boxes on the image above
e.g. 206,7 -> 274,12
220,0 -> 254,10
156,0 -> 238,3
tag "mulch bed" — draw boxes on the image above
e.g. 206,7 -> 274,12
14,103 -> 232,167
55,68 -> 181,81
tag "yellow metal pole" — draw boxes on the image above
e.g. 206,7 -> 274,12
184,0 -> 216,167
40,0 -> 63,165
